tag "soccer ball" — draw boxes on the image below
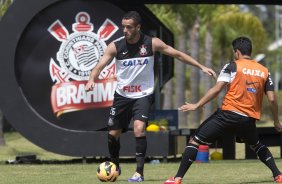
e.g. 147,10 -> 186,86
97,161 -> 119,182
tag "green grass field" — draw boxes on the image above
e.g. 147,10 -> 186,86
0,132 -> 281,184
0,160 -> 282,183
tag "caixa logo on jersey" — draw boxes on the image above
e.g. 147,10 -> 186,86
48,12 -> 118,117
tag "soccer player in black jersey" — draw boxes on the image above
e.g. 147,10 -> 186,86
164,37 -> 282,184
86,11 -> 216,182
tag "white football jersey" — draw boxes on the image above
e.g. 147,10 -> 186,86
114,34 -> 154,98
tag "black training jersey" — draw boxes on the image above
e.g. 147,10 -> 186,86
114,33 -> 154,99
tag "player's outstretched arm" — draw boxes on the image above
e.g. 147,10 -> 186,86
152,37 -> 217,79
85,42 -> 116,91
178,81 -> 226,112
266,91 -> 282,132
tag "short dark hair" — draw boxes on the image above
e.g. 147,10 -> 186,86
122,11 -> 142,25
232,36 -> 252,56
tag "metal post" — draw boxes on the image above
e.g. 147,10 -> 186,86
154,26 -> 163,110
275,5 -> 282,91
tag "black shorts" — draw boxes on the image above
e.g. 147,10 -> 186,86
192,108 -> 258,145
107,92 -> 153,132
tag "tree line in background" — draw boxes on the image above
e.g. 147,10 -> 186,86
147,4 -> 282,128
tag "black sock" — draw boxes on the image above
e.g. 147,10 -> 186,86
108,134 -> 120,168
135,136 -> 147,176
175,143 -> 199,178
254,143 -> 281,177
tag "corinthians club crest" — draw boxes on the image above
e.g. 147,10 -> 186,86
48,12 -> 118,117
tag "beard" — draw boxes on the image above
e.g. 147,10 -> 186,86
125,31 -> 139,41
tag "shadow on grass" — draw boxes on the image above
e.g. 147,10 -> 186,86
240,180 -> 273,184
4,155 -> 176,165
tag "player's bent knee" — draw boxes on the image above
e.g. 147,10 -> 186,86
134,130 -> 146,137
109,130 -> 122,137
189,138 -> 200,146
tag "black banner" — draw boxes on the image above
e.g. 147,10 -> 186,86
15,0 -> 124,131
0,0 -> 173,156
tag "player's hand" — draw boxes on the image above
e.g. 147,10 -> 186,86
202,66 -> 217,79
274,121 -> 282,133
85,80 -> 95,91
178,102 -> 198,112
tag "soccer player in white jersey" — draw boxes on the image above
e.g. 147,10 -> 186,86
85,11 -> 216,182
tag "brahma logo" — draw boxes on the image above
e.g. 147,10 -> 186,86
48,12 -> 118,117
